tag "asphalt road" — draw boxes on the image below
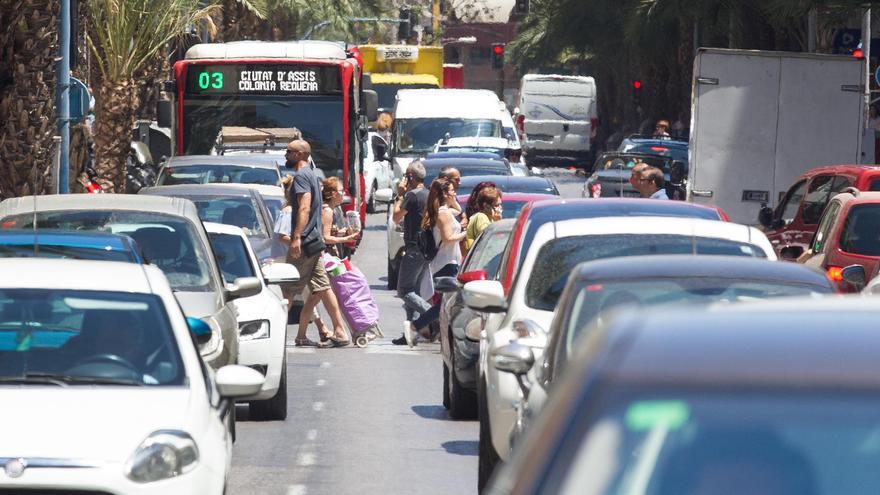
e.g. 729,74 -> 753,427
228,169 -> 581,495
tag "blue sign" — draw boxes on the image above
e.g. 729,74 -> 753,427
875,66 -> 880,88
68,77 -> 91,124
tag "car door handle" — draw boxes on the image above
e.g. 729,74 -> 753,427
692,190 -> 713,198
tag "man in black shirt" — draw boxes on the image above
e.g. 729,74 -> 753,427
391,161 -> 432,345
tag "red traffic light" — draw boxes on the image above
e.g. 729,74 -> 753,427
853,48 -> 864,58
633,80 -> 642,90
493,44 -> 505,55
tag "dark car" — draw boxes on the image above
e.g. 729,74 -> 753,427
760,165 -> 880,260
436,219 -> 515,419
618,134 -> 689,161
0,230 -> 145,263
489,297 -> 880,495
139,184 -> 282,263
504,255 -> 835,445
583,151 -> 687,200
422,157 -> 512,186
457,175 -> 559,197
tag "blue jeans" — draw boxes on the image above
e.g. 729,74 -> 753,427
412,263 -> 459,331
397,245 -> 432,320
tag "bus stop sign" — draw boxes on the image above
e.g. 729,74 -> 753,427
68,77 -> 91,124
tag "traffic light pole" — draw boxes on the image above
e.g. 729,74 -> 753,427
57,0 -> 71,194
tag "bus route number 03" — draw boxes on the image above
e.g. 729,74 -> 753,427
197,71 -> 224,90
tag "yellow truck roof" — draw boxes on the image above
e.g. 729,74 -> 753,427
359,45 -> 444,86
370,73 -> 440,87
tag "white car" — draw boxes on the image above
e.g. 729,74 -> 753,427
0,258 -> 264,493
205,223 -> 299,421
432,136 -> 527,177
463,215 -> 776,485
364,132 -> 394,213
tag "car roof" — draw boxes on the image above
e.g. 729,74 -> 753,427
524,198 -> 722,224
457,192 -> 559,203
426,152 -> 504,161
833,190 -> 880,204
459,175 -> 556,190
423,157 -> 509,169
798,164 -> 880,178
164,155 -> 282,169
0,194 -> 200,220
442,137 -> 510,147
549,216 -> 761,244
140,184 -> 259,199
0,229 -> 139,252
622,135 -> 688,146
595,297 -> 880,390
394,89 -> 501,120
570,254 -> 832,288
0,258 -> 159,293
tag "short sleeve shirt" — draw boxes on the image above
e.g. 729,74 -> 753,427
402,187 -> 429,244
465,212 -> 492,250
290,165 -> 323,238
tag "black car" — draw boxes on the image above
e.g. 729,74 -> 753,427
489,297 -> 880,495
503,255 -> 835,446
456,175 -> 560,197
421,157 -> 512,186
583,151 -> 687,199
436,219 -> 515,419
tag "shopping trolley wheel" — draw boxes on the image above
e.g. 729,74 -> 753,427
371,324 -> 384,338
355,335 -> 369,348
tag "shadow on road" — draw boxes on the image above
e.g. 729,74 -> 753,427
411,405 -> 451,421
441,440 -> 478,456
363,224 -> 386,232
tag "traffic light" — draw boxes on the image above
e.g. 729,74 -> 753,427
632,79 -> 642,108
514,0 -> 529,15
491,43 -> 505,70
398,7 -> 411,42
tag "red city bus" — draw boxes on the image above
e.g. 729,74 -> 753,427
170,41 -> 376,226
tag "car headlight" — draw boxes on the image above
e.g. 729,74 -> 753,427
239,319 -> 270,340
126,430 -> 199,483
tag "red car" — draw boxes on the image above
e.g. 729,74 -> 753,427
799,189 -> 880,292
760,165 -> 880,260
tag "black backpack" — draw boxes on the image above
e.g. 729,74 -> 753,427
417,226 -> 439,261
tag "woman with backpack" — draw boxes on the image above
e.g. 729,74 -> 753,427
403,177 -> 466,347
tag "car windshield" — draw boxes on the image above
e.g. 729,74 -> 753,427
466,227 -> 513,278
0,289 -> 185,386
394,118 -> 501,155
839,204 -> 880,256
0,243 -> 136,263
208,232 -> 256,283
182,95 -> 343,178
558,390 -> 880,495
3,211 -> 217,293
184,196 -> 266,237
563,278 -> 830,360
159,165 -> 279,187
526,235 -> 766,311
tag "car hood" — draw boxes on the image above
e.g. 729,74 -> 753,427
233,290 -> 281,322
175,291 -> 221,318
0,388 -> 191,461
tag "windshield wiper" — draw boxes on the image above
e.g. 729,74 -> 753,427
4,373 -> 144,387
0,374 -> 69,387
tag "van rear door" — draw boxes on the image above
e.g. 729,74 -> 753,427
521,77 -> 596,153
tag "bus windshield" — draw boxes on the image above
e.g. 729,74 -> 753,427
182,95 -> 344,178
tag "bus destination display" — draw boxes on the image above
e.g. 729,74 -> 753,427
185,64 -> 340,95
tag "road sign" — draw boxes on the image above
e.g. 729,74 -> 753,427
68,77 -> 91,124
875,66 -> 880,88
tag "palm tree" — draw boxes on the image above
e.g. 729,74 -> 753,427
87,0 -> 217,192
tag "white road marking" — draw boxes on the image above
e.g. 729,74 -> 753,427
306,429 -> 318,441
312,401 -> 325,412
297,453 -> 316,466
320,361 -> 331,368
287,347 -> 316,354
287,485 -> 307,495
316,379 -> 326,387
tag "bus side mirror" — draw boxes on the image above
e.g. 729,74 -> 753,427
157,100 -> 172,128
363,90 -> 378,122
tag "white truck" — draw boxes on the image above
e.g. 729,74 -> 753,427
688,48 -> 867,224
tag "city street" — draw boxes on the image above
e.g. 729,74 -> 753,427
227,170 -> 580,495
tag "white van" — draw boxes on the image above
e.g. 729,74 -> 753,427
515,74 -> 598,167
390,88 -> 504,180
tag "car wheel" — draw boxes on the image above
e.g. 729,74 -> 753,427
366,181 -> 378,214
387,257 -> 398,290
478,378 -> 500,493
249,355 -> 288,421
442,361 -> 451,410
448,335 -> 478,420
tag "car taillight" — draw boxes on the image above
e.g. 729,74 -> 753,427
827,266 -> 844,282
650,146 -> 668,153
516,114 -> 525,134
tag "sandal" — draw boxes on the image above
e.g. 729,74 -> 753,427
294,337 -> 320,347
329,336 -> 351,347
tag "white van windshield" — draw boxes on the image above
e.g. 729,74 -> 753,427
394,118 -> 501,155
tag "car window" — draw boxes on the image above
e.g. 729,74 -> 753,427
838,204 -> 880,256
464,227 -> 512,278
811,201 -> 841,254
802,175 -> 835,225
209,232 -> 256,283
831,175 -> 854,193
189,196 -> 266,237
525,235 -> 767,311
160,165 -> 279,186
869,179 -> 880,192
776,180 -> 807,226
0,289 -> 185,386
3,211 -> 217,293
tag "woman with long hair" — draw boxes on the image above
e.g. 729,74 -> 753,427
403,177 -> 466,347
464,186 -> 502,253
321,177 -> 359,257
464,181 -> 496,218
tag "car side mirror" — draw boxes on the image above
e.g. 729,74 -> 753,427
262,262 -> 300,285
462,280 -> 507,313
374,188 -> 394,203
842,264 -> 867,291
491,342 -> 535,376
435,276 -> 459,293
226,276 -> 262,301
215,365 -> 265,398
758,204 -> 774,229
362,89 -> 378,122
186,316 -> 212,345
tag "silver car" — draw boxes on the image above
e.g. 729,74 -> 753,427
0,194 -> 260,369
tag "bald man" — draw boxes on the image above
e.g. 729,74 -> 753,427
284,139 -> 350,347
